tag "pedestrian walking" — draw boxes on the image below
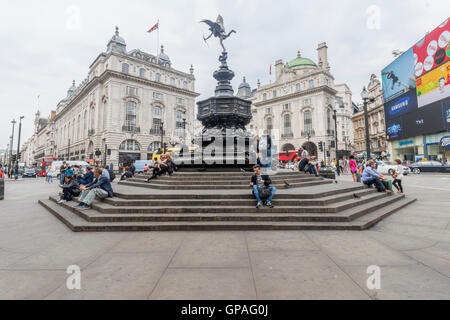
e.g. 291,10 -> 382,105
392,159 -> 404,193
349,155 -> 357,182
46,166 -> 54,183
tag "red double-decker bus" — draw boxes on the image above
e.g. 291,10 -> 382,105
36,157 -> 56,176
276,150 -> 299,167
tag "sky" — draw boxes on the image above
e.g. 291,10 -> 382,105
0,0 -> 448,150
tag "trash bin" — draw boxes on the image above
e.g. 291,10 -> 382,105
0,179 -> 4,200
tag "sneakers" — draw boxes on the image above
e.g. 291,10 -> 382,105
75,203 -> 85,208
255,201 -> 263,209
78,204 -> 90,210
57,199 -> 67,204
265,201 -> 274,208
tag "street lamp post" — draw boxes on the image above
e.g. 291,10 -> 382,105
160,122 -> 164,151
361,87 -> 371,160
333,109 -> 338,162
9,119 -> 16,174
182,118 -> 187,144
15,116 -> 24,174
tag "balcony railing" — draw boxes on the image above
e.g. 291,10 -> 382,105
281,132 -> 293,138
326,129 -> 335,136
301,130 -> 315,137
150,128 -> 165,135
122,125 -> 140,133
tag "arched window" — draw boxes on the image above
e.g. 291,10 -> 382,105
284,114 -> 291,135
119,140 -> 140,151
125,101 -> 136,131
266,117 -> 273,132
304,110 -> 312,134
90,106 -> 95,131
148,141 -> 162,152
84,110 -> 88,137
263,93 -> 267,101
77,115 -> 81,140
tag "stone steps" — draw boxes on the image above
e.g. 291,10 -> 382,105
129,175 -> 317,184
118,179 -> 332,190
38,197 -> 416,231
103,189 -> 376,207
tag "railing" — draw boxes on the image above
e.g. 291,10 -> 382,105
326,129 -> 335,136
281,132 -> 293,138
301,130 -> 315,137
150,128 -> 165,135
122,125 -> 140,133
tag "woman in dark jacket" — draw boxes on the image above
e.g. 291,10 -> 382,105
58,175 -> 80,203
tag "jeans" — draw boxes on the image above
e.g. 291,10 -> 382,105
363,177 -> 386,192
47,175 -> 53,183
393,179 -> 403,192
79,188 -> 109,206
308,164 -> 318,176
60,173 -> 65,185
253,185 -> 276,202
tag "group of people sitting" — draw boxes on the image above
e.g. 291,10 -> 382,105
58,165 -> 113,210
146,154 -> 176,182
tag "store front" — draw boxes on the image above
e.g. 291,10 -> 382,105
391,136 -> 423,162
425,132 -> 450,162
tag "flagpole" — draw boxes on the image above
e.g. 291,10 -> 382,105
157,19 -> 160,63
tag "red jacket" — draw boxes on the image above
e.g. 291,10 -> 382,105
0,169 -> 4,179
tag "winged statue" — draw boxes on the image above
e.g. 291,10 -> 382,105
201,15 -> 236,52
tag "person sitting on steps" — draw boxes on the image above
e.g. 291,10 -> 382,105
250,164 -> 276,209
147,154 -> 173,182
58,175 -> 81,203
76,167 -> 114,209
361,161 -> 392,193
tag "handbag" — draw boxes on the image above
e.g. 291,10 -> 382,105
258,186 -> 272,200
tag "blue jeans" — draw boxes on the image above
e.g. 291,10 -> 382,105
60,173 -> 64,184
253,185 -> 276,202
363,177 -> 385,192
47,175 -> 53,183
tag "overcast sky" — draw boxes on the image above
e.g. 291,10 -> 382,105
0,0 -> 448,150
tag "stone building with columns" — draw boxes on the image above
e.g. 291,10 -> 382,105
240,42 -> 353,162
45,27 -> 198,169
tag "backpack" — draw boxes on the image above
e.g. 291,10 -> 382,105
258,186 -> 272,201
108,169 -> 116,182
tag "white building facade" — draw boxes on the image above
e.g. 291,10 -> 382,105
243,43 -> 353,162
42,27 -> 198,170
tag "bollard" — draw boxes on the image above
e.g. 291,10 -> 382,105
0,179 -> 4,200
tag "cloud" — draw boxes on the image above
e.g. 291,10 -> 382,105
0,0 -> 448,149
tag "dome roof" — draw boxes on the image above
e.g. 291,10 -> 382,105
288,51 -> 317,68
238,76 -> 250,89
110,26 -> 126,46
158,45 -> 171,63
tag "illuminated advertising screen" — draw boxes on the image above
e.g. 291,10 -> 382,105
381,48 -> 417,102
414,18 -> 450,107
443,96 -> 450,130
384,89 -> 418,120
386,116 -> 404,141
403,101 -> 445,137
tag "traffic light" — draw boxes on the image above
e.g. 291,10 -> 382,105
318,141 -> 323,152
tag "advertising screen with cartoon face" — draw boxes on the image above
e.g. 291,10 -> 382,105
414,18 -> 450,107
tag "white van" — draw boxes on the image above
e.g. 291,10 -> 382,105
51,161 -> 90,176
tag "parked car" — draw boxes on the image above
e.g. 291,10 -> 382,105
376,161 -> 410,175
22,168 -> 37,178
409,161 -> 450,174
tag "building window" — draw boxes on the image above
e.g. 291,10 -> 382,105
265,107 -> 272,114
148,141 -> 162,152
170,77 -> 176,86
273,90 -> 277,98
183,81 -> 188,89
263,93 -> 267,101
126,86 -> 138,96
125,101 -> 137,131
153,92 -> 162,100
175,110 -> 185,137
139,68 -> 146,78
304,110 -> 312,133
266,117 -> 273,132
120,139 -> 140,151
296,83 -> 301,91
283,103 -> 290,111
177,97 -> 185,105
309,80 -> 314,88
155,73 -> 161,82
303,98 -> 311,106
284,114 -> 291,135
153,105 -> 162,117
122,63 -> 129,73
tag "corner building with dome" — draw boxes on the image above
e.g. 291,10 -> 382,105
238,43 -> 354,161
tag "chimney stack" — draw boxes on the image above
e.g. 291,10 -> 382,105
317,42 -> 330,72
274,59 -> 283,81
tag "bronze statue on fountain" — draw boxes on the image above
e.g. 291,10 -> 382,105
185,15 -> 256,170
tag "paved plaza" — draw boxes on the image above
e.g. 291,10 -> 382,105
0,173 -> 449,299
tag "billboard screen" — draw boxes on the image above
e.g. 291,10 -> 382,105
414,18 -> 450,107
403,101 -> 445,137
384,89 -> 418,120
386,116 -> 404,141
381,48 -> 417,102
